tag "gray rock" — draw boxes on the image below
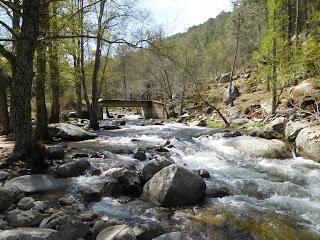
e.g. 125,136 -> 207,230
224,136 -> 291,159
40,212 -> 89,240
5,209 -> 43,227
17,197 -> 35,210
265,117 -> 288,135
153,232 -> 196,240
248,129 -> 275,140
92,219 -> 121,240
178,113 -> 191,123
96,225 -> 136,240
5,175 -> 69,194
0,171 -> 10,181
231,118 -> 255,126
218,72 -> 231,83
143,164 -> 206,207
296,126 -> 320,161
0,186 -> 23,212
285,121 -> 309,141
133,149 -> 147,161
142,157 -> 174,182
190,120 -> 207,127
48,123 -> 97,141
0,228 -> 61,240
103,168 -> 142,197
56,159 -> 90,178
133,222 -> 164,240
196,169 -> 211,179
46,146 -> 65,160
223,85 -> 240,104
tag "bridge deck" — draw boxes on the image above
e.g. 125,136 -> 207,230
98,99 -> 163,108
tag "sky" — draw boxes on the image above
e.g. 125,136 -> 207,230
140,0 -> 232,35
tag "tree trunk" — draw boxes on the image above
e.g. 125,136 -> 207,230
179,82 -> 186,116
0,70 -> 9,135
271,37 -> 277,115
304,0 -> 309,29
49,3 -> 60,123
35,2 -> 49,140
11,0 -> 40,157
72,42 -> 82,117
295,0 -> 300,44
89,0 -> 106,130
287,0 -> 293,40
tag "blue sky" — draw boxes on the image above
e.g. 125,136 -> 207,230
140,0 -> 232,35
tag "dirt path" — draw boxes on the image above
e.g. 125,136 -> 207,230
0,135 -> 14,165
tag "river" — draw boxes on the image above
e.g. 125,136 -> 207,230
70,114 -> 320,239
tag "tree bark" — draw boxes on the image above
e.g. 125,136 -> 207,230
49,3 -> 61,123
287,0 -> 293,40
271,37 -> 277,115
35,1 -> 49,140
11,0 -> 40,156
0,69 -> 10,135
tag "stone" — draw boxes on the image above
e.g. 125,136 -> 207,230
91,219 -> 121,240
0,171 -> 10,181
133,222 -> 164,240
231,118 -> 255,126
103,168 -> 142,197
224,136 -> 291,159
142,157 -> 174,182
5,209 -> 43,227
190,120 -> 207,127
196,169 -> 211,179
17,197 -> 35,210
96,225 -> 136,240
59,196 -> 78,206
205,187 -> 230,198
218,72 -> 231,83
0,228 -> 61,240
102,126 -> 121,130
285,120 -> 309,142
248,129 -> 275,140
143,164 -> 206,207
72,153 -> 89,159
223,85 -> 240,104
289,79 -> 320,99
296,126 -> 320,161
112,120 -> 126,126
265,117 -> 288,135
56,159 -> 90,178
40,212 -> 89,240
46,146 -> 65,160
0,186 -> 23,212
153,232 -> 196,240
178,113 -> 191,123
5,175 -> 69,194
48,123 -> 97,141
133,149 -> 147,161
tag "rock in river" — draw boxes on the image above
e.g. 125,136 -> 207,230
142,157 -> 174,182
0,186 -> 23,212
224,136 -> 292,159
5,175 -> 69,194
296,126 -> 320,161
143,164 -> 206,207
56,159 -> 91,178
0,228 -> 61,240
48,123 -> 97,141
96,224 -> 136,240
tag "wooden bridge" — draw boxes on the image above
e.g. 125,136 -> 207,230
98,99 -> 168,119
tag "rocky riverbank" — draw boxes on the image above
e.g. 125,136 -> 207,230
0,114 -> 320,240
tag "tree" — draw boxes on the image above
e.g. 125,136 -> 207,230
0,68 -> 10,135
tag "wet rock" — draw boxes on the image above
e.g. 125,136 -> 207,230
0,171 -> 10,181
5,209 -> 43,227
0,186 -> 23,212
96,224 -> 136,240
17,197 -> 35,210
79,176 -> 122,202
195,169 -> 211,179
46,146 -> 65,160
142,157 -> 174,182
296,126 -> 320,161
221,131 -> 242,138
59,196 -> 78,207
79,210 -> 99,222
224,136 -> 291,159
91,219 -> 121,240
248,129 -> 275,140
190,120 -> 207,127
40,212 -> 89,240
5,175 -> 69,194
103,168 -> 142,197
133,149 -> 147,161
153,232 -> 195,240
112,120 -> 126,126
72,153 -> 89,159
102,125 -> 121,130
0,228 -> 61,240
56,159 -> 90,178
285,120 -> 309,142
143,164 -> 206,207
48,123 -> 97,141
0,218 -> 8,230
133,222 -> 164,240
205,187 -> 230,198
265,117 -> 288,135
178,113 -> 191,123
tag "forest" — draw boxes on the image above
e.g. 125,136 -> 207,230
0,0 -> 320,239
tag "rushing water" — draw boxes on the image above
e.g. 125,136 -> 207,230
72,114 -> 320,239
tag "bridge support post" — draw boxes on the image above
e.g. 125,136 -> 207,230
98,106 -> 104,120
141,107 -> 153,119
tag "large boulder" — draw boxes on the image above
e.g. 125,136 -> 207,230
46,146 -> 65,160
223,85 -> 240,104
103,168 -> 142,197
0,228 -> 61,240
142,164 -> 206,207
91,219 -> 121,240
48,123 -> 97,141
40,212 -> 89,240
5,175 -> 69,194
0,186 -> 23,212
96,225 -> 136,240
17,197 -> 35,210
56,159 -> 90,178
5,209 -> 43,227
224,136 -> 291,159
289,79 -> 320,98
296,126 -> 320,161
133,222 -> 164,240
285,121 -> 309,141
265,117 -> 288,135
142,157 -> 174,182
